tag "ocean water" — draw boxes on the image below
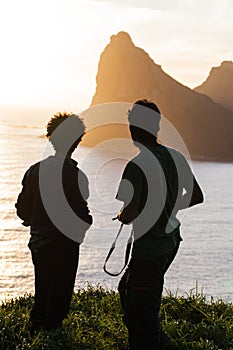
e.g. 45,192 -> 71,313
0,122 -> 233,303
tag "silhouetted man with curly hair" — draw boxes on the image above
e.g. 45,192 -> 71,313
16,112 -> 92,331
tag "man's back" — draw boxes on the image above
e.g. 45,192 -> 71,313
117,144 -> 192,230
15,112 -> 93,331
16,155 -> 92,242
116,99 -> 204,350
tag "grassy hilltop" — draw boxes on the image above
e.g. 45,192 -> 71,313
0,285 -> 232,350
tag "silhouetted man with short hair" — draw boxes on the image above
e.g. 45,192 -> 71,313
16,112 -> 92,331
116,99 -> 204,349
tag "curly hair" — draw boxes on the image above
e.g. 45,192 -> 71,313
46,112 -> 86,153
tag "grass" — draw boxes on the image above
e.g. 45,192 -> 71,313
0,285 -> 232,349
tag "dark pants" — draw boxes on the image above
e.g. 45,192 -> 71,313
29,239 -> 79,331
118,244 -> 179,350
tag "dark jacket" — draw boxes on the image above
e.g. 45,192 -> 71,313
16,156 -> 92,243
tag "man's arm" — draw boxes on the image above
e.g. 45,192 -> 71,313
15,170 -> 33,226
179,175 -> 204,210
65,166 -> 93,226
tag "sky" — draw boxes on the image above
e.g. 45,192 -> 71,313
0,0 -> 232,118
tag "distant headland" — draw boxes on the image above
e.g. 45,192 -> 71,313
85,31 -> 233,162
194,60 -> 233,112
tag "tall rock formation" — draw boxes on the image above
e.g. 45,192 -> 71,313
194,61 -> 233,112
88,31 -> 233,161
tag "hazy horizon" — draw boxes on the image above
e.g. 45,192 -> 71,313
0,0 -> 232,124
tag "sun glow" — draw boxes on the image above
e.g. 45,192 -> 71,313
0,0 -> 232,117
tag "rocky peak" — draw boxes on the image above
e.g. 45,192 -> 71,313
220,60 -> 233,69
194,61 -> 233,111
109,31 -> 133,46
88,32 -> 233,161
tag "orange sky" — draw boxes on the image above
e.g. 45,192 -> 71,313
0,0 -> 232,122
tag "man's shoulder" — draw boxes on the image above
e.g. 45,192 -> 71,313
25,156 -> 59,178
63,158 -> 89,185
68,158 -> 87,177
25,159 -> 42,176
123,155 -> 143,172
159,145 -> 194,180
159,145 -> 188,163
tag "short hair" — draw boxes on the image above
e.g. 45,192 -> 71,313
130,99 -> 161,115
128,99 -> 161,145
46,112 -> 86,153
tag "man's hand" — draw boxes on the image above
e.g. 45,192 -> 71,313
117,200 -> 140,224
117,208 -> 132,225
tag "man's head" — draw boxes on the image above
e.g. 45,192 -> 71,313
46,112 -> 86,155
128,99 -> 161,147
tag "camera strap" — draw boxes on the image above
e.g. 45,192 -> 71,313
103,224 -> 133,277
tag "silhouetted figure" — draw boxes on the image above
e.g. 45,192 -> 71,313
16,112 -> 92,331
116,100 -> 204,349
